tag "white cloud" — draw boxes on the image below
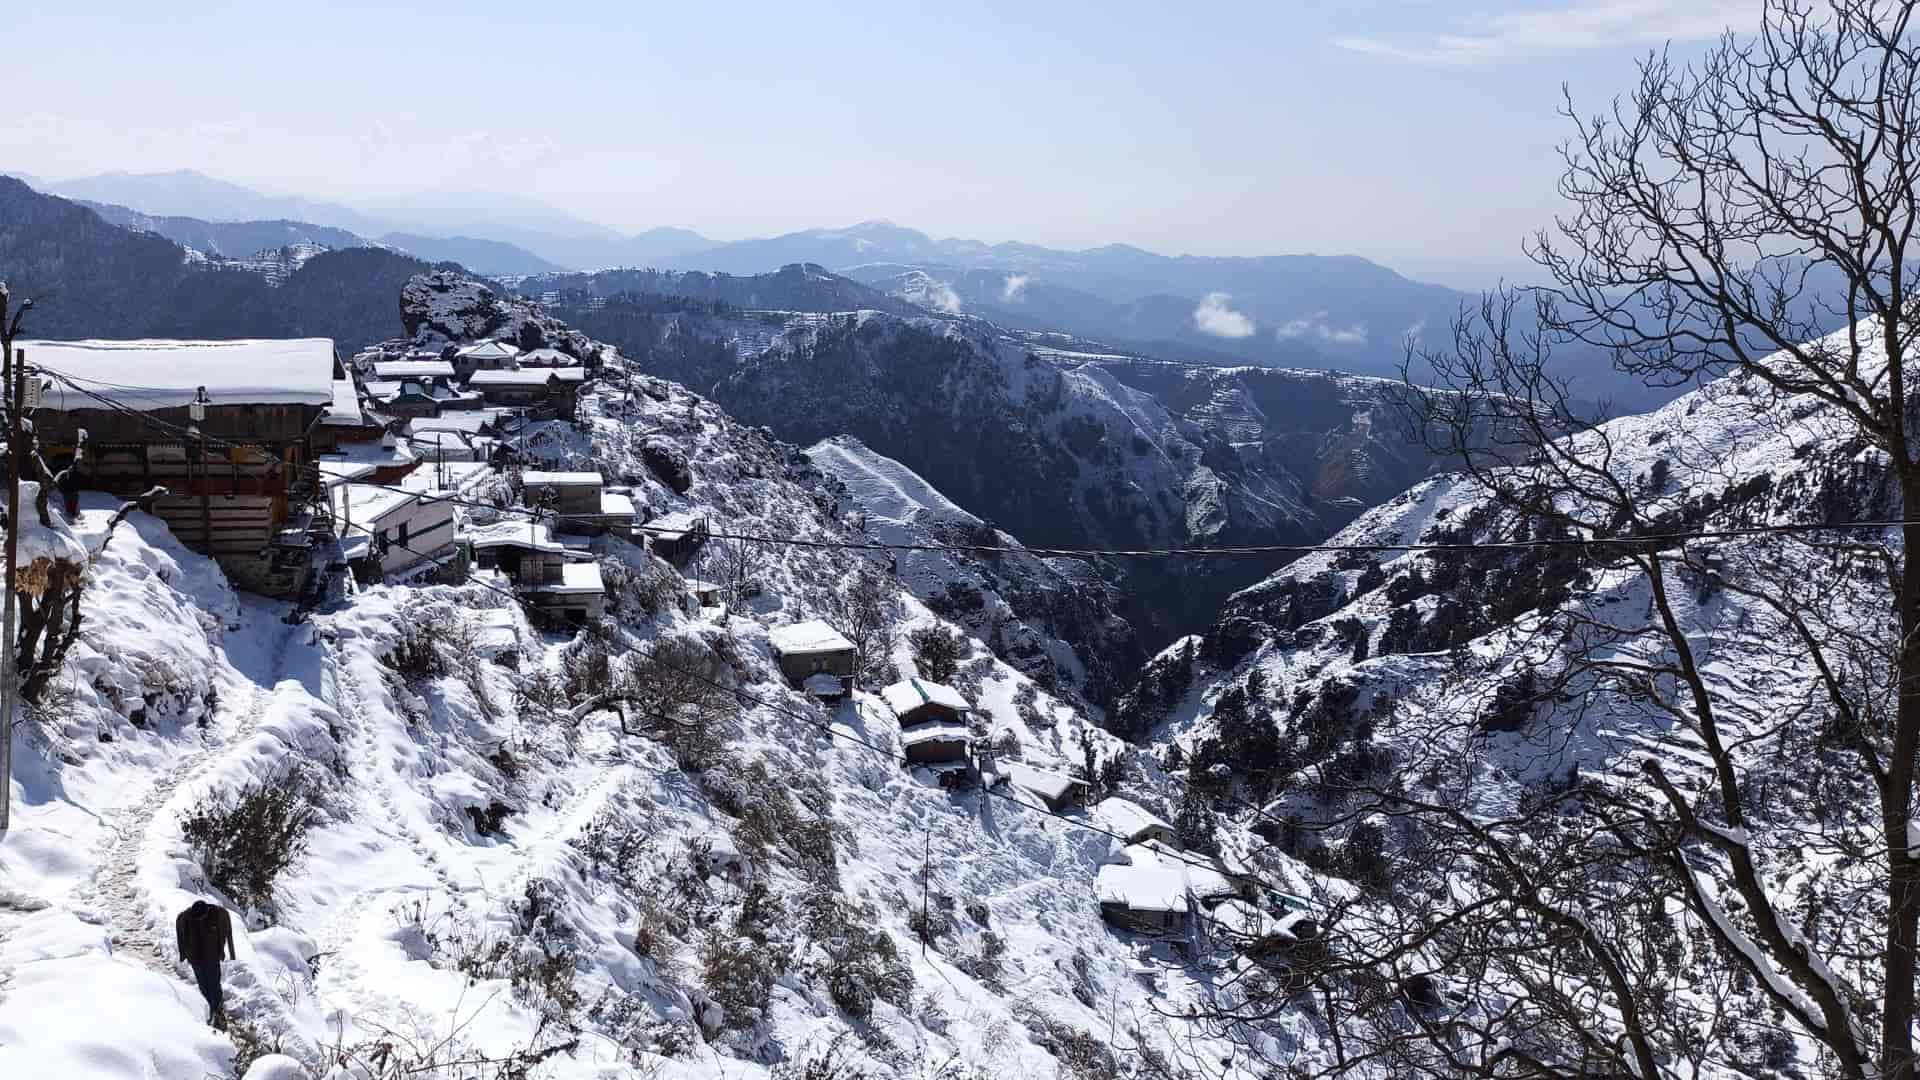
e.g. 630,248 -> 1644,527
926,281 -> 963,313
1277,312 -> 1369,346
1336,0 -> 1751,65
1001,273 -> 1030,303
1194,292 -> 1256,338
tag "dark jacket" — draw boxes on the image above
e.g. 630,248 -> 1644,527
175,901 -> 235,967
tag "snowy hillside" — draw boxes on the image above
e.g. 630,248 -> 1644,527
563,299 -> 1448,644
1119,327 -> 1903,1073
804,436 -> 1143,708
0,289 -> 1343,1079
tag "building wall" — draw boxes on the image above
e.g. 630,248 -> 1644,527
777,650 -> 856,685
904,737 -> 970,765
365,499 -> 457,576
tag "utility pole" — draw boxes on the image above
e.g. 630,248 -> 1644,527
1,333 -> 24,838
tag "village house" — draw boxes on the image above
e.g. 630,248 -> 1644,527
768,619 -> 856,697
520,470 -> 628,535
313,375 -> 384,453
451,340 -> 522,378
879,676 -> 974,765
1094,797 -> 1180,847
471,607 -> 522,668
333,483 -> 457,579
1095,860 -> 1190,935
1002,762 -> 1089,810
643,509 -> 708,564
466,520 -> 606,626
468,368 -> 585,414
317,432 -> 418,488
22,337 -> 344,597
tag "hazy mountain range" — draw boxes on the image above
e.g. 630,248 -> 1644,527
4,168 -> 1697,402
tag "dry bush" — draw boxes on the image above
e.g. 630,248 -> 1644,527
616,635 -> 737,770
180,768 -> 323,912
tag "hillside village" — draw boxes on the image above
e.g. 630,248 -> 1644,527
0,272 -> 1336,1080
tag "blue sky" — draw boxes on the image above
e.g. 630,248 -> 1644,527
4,1 -> 1755,279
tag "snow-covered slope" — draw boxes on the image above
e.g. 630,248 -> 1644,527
804,435 -> 1143,708
1117,328 -> 1899,1071
2,287 -> 1339,1079
570,300 -> 1447,644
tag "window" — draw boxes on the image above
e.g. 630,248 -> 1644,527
397,521 -> 409,546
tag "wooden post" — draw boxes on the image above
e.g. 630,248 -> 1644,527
0,344 -> 23,836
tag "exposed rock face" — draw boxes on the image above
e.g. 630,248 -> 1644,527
399,271 -> 605,361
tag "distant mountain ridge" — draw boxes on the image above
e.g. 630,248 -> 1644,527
36,169 -> 711,272
0,176 -> 451,350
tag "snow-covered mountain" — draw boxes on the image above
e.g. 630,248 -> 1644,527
681,312 -> 1448,644
0,279 -> 1342,1079
804,436 -> 1144,708
1114,326 -> 1898,1071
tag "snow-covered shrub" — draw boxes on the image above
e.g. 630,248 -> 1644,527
180,768 -> 323,912
618,635 -> 736,770
700,934 -> 783,1032
909,625 -> 966,683
1010,1001 -> 1119,1080
801,888 -> 914,1015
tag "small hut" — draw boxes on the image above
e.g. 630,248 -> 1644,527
769,619 -> 855,696
1095,862 -> 1190,934
1003,762 -> 1088,810
1094,797 -> 1180,848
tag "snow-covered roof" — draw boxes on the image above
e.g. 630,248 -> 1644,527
520,347 -> 579,366
316,459 -> 378,487
464,519 -> 567,553
469,368 -> 586,387
455,340 -> 521,360
899,720 -> 972,748
26,338 -> 338,409
321,378 -> 366,426
880,677 -> 972,719
334,483 -> 435,526
1004,762 -> 1080,803
601,491 -> 637,518
645,510 -> 706,541
1095,862 -> 1189,914
1095,798 -> 1174,843
408,412 -> 496,435
768,618 -> 854,656
525,562 -> 605,595
523,471 -> 602,488
1210,899 -> 1271,937
373,360 -> 454,380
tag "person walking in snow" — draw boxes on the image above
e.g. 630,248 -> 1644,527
175,900 -> 235,1030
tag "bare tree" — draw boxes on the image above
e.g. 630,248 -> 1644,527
1258,4 -> 1920,1077
825,560 -> 901,688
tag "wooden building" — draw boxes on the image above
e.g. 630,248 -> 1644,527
452,340 -> 522,378
467,520 -> 606,626
468,368 -> 585,413
768,619 -> 856,696
22,338 -> 342,597
1095,861 -> 1190,935
1094,798 -> 1180,848
1003,762 -> 1088,810
644,510 -> 708,564
879,676 -> 974,765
